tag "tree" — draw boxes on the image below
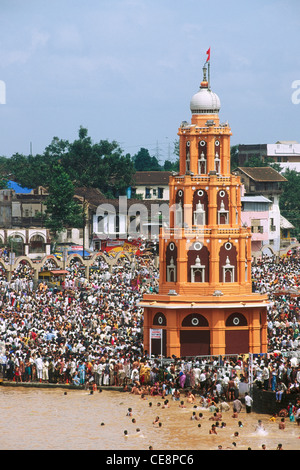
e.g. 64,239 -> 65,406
243,155 -> 280,171
279,168 -> 300,237
4,127 -> 136,198
230,145 -> 239,170
44,163 -> 84,238
133,148 -> 161,171
0,156 -> 9,189
46,127 -> 135,197
163,159 -> 179,172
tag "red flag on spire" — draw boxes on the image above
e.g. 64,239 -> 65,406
206,47 -> 211,62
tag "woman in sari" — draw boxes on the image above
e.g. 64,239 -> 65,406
179,370 -> 186,389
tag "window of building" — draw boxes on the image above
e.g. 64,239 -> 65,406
29,234 -> 45,253
270,218 -> 276,231
251,226 -> 264,233
145,188 -> 151,199
158,187 -> 164,199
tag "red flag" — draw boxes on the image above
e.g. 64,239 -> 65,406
206,47 -> 211,62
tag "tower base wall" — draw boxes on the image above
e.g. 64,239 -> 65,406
140,292 -> 268,358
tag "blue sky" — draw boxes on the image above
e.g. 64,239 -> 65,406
0,0 -> 299,163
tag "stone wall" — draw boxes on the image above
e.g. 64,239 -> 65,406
252,385 -> 299,414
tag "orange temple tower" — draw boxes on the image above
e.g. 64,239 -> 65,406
140,57 -> 269,358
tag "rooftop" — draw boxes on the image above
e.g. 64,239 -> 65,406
235,167 -> 287,182
133,171 -> 172,185
241,196 -> 272,203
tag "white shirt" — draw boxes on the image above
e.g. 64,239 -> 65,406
245,395 -> 253,407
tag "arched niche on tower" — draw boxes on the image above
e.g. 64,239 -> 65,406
217,189 -> 229,225
153,312 -> 167,326
175,189 -> 184,227
166,241 -> 177,282
198,139 -> 207,174
193,189 -> 208,227
187,242 -> 209,282
186,140 -> 191,173
245,240 -> 248,282
214,138 -> 221,174
226,313 -> 248,327
182,313 -> 209,327
219,242 -> 237,283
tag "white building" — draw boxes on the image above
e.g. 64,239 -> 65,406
234,167 -> 288,255
128,171 -> 171,200
267,141 -> 300,163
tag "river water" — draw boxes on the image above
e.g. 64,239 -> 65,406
0,387 -> 299,451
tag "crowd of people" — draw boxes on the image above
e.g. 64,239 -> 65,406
0,254 -> 155,387
0,249 -> 299,415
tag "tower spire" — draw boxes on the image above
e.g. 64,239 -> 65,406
204,47 -> 211,90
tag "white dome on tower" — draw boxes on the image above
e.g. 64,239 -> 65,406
190,65 -> 221,115
190,87 -> 221,114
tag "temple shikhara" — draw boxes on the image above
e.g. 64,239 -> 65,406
140,52 -> 269,358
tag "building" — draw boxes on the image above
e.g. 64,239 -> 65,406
0,183 -> 51,258
238,144 -> 268,166
280,215 -> 295,248
240,195 -> 272,255
91,195 -> 169,249
267,141 -> 300,163
234,167 -> 287,253
128,171 -> 171,200
238,141 -> 300,167
240,195 -> 296,257
140,61 -> 269,358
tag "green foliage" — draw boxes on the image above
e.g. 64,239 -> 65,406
132,140 -> 179,172
133,148 -> 161,171
163,159 -> 179,172
230,145 -> 239,171
279,168 -> 300,237
44,163 -> 84,238
2,127 -> 136,198
243,155 -> 280,171
1,131 -> 181,196
0,157 -> 9,189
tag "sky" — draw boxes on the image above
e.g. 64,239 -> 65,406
0,0 -> 300,164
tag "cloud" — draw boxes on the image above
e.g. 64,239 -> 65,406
0,28 -> 49,67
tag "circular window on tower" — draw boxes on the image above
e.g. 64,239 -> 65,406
194,242 -> 202,251
226,313 -> 248,327
219,190 -> 226,198
197,189 -> 204,197
153,312 -> 167,326
182,313 -> 209,327
215,140 -> 220,146
169,242 -> 175,251
186,140 -> 191,147
200,140 -> 206,147
178,189 -> 183,197
225,242 -> 232,251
